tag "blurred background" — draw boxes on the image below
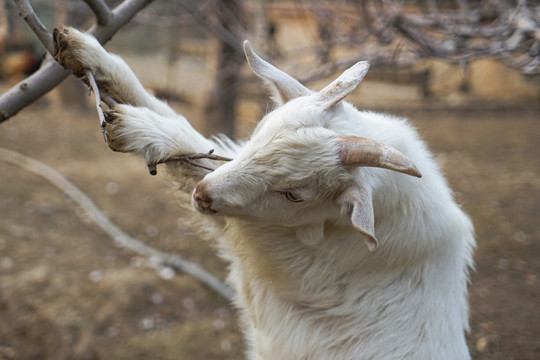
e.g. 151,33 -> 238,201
0,0 -> 539,359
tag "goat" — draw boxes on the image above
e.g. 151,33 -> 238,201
54,27 -> 475,360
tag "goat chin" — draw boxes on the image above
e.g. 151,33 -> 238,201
59,27 -> 475,360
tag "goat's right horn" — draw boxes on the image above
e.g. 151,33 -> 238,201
336,135 -> 422,178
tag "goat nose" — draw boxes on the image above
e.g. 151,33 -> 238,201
193,183 -> 214,211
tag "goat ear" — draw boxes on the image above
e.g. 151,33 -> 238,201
337,186 -> 378,251
243,40 -> 311,105
318,61 -> 370,110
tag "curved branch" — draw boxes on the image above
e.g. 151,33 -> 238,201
0,57 -> 69,122
0,147 -> 234,301
84,69 -> 109,143
84,0 -> 113,25
0,0 -> 156,123
13,0 -> 54,54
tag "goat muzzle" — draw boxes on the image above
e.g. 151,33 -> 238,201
193,183 -> 216,214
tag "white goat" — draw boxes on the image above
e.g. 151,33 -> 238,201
54,27 -> 475,360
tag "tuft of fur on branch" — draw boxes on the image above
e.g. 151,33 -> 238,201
54,28 -> 475,359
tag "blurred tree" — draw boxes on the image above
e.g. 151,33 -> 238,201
0,0 -> 537,125
297,0 -> 539,83
203,0 -> 245,137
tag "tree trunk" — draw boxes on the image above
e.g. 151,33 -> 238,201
204,0 -> 244,138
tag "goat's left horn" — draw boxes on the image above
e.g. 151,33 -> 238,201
335,135 -> 422,178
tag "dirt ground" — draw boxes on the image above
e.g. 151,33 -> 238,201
0,87 -> 538,359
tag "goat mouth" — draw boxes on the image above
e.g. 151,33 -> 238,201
204,208 -> 218,215
193,203 -> 218,215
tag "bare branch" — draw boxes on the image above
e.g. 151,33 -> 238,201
298,50 -> 417,84
84,69 -> 109,143
0,147 -> 234,301
295,0 -> 539,83
0,0 -> 156,123
13,0 -> 54,54
83,0 -> 112,25
89,0 -> 154,42
0,57 -> 69,122
148,150 -> 233,176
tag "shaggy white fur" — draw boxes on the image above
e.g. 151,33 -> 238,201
56,28 -> 475,360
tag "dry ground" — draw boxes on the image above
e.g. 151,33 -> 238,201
0,91 -> 538,359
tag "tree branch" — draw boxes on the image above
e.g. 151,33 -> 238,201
83,0 -> 112,25
13,0 -> 54,54
0,0 -> 156,123
0,147 -> 234,301
84,69 -> 109,143
161,150 -> 233,172
0,57 -> 69,122
146,149 -> 233,176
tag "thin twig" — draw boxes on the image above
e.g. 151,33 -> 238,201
148,149 -> 233,175
84,69 -> 109,143
0,147 -> 234,301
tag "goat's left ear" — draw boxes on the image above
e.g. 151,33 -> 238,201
337,185 -> 378,251
318,61 -> 370,110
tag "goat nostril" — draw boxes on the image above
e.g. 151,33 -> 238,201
195,193 -> 212,208
194,184 -> 213,210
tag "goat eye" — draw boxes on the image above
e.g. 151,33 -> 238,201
284,191 -> 303,202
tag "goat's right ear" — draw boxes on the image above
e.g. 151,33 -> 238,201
337,186 -> 378,251
243,40 -> 311,105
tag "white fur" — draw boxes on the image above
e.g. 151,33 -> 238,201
63,29 -> 475,360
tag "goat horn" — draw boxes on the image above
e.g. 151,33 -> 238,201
336,135 -> 422,178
